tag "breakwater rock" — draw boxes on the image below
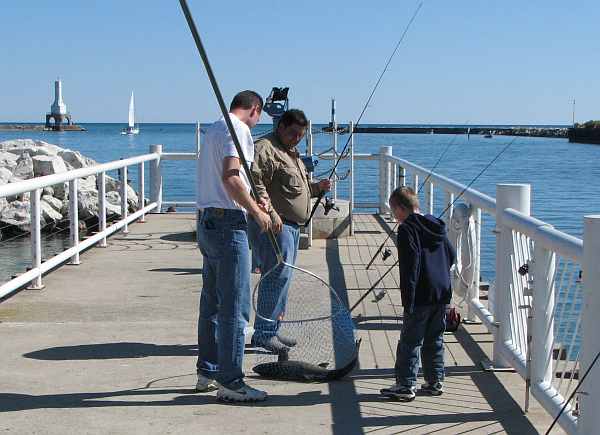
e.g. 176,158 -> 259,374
0,139 -> 139,236
352,126 -> 568,138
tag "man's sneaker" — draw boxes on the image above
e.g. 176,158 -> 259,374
195,374 -> 219,392
380,383 -> 416,402
421,382 -> 444,396
251,335 -> 290,354
276,333 -> 297,347
216,381 -> 267,403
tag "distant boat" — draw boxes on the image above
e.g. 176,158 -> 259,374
483,130 -> 493,138
121,92 -> 139,135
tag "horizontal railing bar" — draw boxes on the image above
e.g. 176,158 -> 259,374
530,382 -> 578,435
469,299 -> 496,331
353,202 -> 380,209
502,208 -> 583,261
385,155 -> 497,213
0,152 -> 160,198
161,152 -> 197,161
0,203 -> 157,300
318,153 -> 377,161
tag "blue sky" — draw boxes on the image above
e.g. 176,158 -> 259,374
1,0 -> 598,124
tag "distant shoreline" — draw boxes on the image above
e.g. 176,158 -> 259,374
0,124 -> 86,132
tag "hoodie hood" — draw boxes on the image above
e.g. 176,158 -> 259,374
403,213 -> 447,248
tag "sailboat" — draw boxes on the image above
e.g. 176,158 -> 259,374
121,91 -> 140,135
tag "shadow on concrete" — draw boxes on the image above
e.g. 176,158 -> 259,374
23,342 -> 197,361
323,236 -> 539,435
148,267 -> 202,275
0,388 -> 521,432
160,232 -> 196,242
325,238 -> 364,435
453,326 -> 539,434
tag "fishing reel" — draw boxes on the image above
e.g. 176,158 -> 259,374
381,248 -> 392,262
324,197 -> 339,215
373,289 -> 387,302
518,263 -> 529,276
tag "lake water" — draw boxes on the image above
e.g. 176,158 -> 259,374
1,122 -> 599,285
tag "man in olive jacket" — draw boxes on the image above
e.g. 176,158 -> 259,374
249,109 -> 330,353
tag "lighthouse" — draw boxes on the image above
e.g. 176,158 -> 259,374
45,79 -> 73,131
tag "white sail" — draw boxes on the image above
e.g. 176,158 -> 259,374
128,92 -> 135,128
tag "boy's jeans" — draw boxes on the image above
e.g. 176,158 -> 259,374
395,304 -> 446,388
248,217 -> 300,339
196,208 -> 251,388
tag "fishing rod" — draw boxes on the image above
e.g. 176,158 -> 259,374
437,136 -> 517,219
305,1 -> 424,225
350,258 -> 399,312
178,0 -> 283,262
352,137 -> 518,311
365,132 -> 463,270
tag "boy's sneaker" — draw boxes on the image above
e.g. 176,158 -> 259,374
195,374 -> 219,392
421,382 -> 444,396
216,381 -> 268,403
380,383 -> 416,402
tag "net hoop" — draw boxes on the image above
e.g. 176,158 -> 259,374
252,260 -> 348,324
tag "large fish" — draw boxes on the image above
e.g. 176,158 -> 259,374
252,340 -> 361,382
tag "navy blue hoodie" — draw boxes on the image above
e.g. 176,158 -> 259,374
396,213 -> 456,314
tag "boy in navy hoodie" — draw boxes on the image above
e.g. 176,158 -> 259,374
381,187 -> 456,402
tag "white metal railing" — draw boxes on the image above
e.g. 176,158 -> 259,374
2,141 -> 599,433
369,146 -> 598,434
0,149 -> 168,299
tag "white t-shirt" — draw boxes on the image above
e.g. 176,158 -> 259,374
196,113 -> 254,211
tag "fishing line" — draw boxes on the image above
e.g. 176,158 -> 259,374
545,348 -> 600,434
353,137 -> 518,310
437,136 -> 517,219
365,129 -> 464,270
305,1 -> 424,225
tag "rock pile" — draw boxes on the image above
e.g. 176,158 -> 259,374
0,139 -> 139,236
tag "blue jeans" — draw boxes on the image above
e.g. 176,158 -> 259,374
248,217 -> 300,339
196,208 -> 251,387
395,304 -> 446,387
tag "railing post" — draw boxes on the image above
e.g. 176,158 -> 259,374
579,215 -> 600,435
196,121 -> 201,154
28,188 -> 44,290
98,171 -> 107,247
530,230 -> 555,389
469,206 -> 482,322
121,165 -> 129,234
399,166 -> 406,187
492,183 -> 531,368
149,144 -> 163,213
138,162 -> 145,223
331,99 -> 337,202
349,121 -> 354,236
444,190 -> 454,223
392,164 -> 398,190
426,182 -> 434,214
378,146 -> 392,214
68,179 -> 80,265
306,121 -> 313,247
413,174 -> 419,192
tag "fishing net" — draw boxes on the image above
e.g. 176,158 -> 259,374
251,261 -> 358,378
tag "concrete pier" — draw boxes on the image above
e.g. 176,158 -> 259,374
0,214 -> 562,434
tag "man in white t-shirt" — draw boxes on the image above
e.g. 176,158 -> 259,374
195,90 -> 271,402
